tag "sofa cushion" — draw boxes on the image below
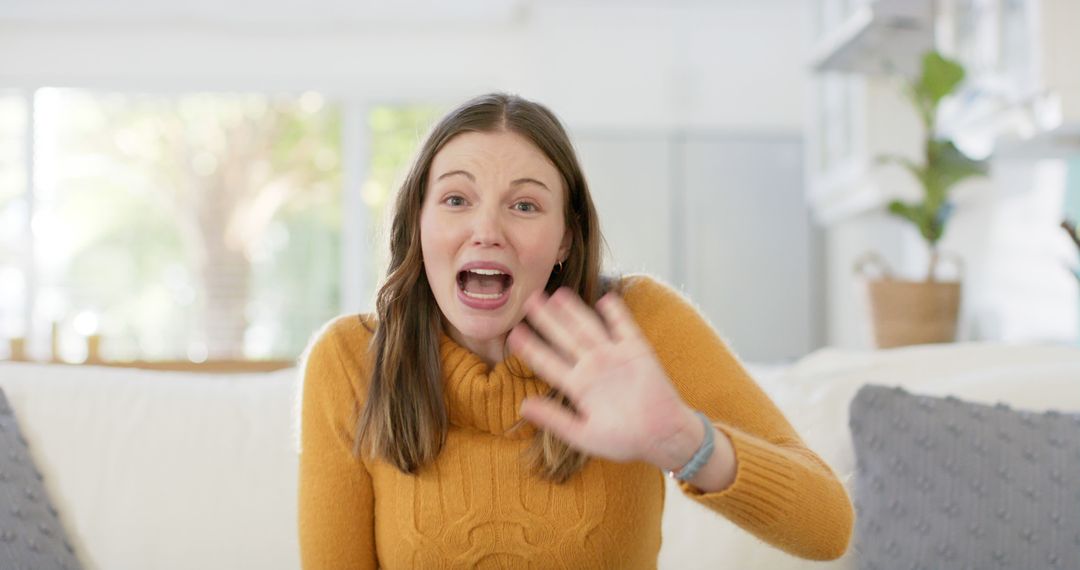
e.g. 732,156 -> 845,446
848,384 -> 1080,569
764,342 -> 1080,482
0,363 -> 301,570
0,387 -> 83,570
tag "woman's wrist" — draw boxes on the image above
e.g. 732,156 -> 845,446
652,407 -> 737,493
682,425 -> 737,493
651,406 -> 709,473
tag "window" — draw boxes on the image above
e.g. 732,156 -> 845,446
1,89 -> 442,362
365,105 -> 445,280
0,91 -> 28,353
27,89 -> 343,360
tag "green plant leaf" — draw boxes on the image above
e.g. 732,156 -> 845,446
888,200 -> 946,245
915,52 -> 966,111
904,83 -> 935,131
887,200 -> 919,224
877,50 -> 983,256
927,139 -> 989,194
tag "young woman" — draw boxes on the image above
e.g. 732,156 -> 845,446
298,93 -> 853,569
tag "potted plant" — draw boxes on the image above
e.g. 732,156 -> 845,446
857,51 -> 990,348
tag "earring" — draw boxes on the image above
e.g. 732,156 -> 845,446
555,260 -> 564,272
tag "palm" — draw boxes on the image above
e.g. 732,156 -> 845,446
508,289 -> 692,466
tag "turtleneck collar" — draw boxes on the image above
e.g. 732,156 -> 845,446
438,332 -> 551,439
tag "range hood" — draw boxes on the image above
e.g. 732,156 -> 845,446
810,0 -> 934,76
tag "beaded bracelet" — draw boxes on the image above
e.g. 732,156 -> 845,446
667,411 -> 715,482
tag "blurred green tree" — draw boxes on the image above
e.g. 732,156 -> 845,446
49,91 -> 342,358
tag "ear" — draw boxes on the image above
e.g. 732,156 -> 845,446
558,231 -> 572,263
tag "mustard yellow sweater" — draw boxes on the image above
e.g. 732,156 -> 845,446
298,275 -> 853,569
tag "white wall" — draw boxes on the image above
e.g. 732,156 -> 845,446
576,133 -> 824,363
1,0 -> 826,360
0,0 -> 809,131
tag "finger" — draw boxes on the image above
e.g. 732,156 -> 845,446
521,290 -> 580,361
507,323 -> 575,395
546,288 -> 612,352
524,289 -> 605,361
519,396 -> 585,447
596,293 -> 645,344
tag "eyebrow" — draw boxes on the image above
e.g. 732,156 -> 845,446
435,170 -> 551,193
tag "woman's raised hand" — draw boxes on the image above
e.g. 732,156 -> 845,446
508,288 -> 701,470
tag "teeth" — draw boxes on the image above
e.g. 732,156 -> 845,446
462,290 -> 505,300
468,268 -> 506,276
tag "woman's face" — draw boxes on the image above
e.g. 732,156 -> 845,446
420,130 -> 570,358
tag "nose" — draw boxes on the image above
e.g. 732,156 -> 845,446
470,205 -> 505,247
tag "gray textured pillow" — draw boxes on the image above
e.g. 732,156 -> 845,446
0,388 -> 83,570
849,384 -> 1080,570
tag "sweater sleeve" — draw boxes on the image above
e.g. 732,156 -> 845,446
621,275 -> 854,561
298,316 -> 378,570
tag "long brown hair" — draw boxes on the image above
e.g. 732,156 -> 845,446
356,92 -> 612,483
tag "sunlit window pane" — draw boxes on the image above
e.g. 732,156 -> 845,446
365,105 -> 444,280
33,89 -> 342,360
0,90 -> 28,349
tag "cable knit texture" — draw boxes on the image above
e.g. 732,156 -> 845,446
298,274 -> 853,569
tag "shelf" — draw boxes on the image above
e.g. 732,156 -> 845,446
995,125 -> 1080,160
939,87 -> 1080,160
810,0 -> 934,76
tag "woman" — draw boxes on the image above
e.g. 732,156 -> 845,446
298,93 -> 853,569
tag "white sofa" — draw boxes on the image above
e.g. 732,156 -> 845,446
662,341 -> 1080,569
0,362 -> 301,570
2,341 -> 1079,570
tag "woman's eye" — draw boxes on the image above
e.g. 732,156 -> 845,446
445,196 -> 466,207
513,201 -> 538,213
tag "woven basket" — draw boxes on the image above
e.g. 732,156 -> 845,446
855,252 -> 963,349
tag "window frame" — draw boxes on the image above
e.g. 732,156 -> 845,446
1,84 -> 450,360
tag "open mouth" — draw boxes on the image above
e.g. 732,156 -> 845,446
456,268 -> 514,301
